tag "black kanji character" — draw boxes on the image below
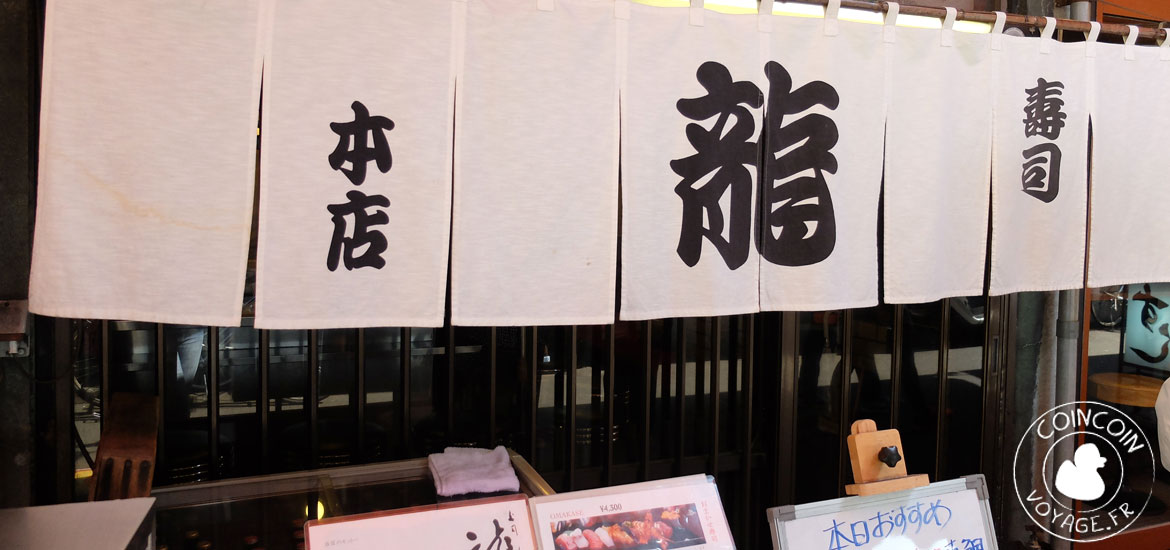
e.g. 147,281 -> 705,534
758,61 -> 839,267
1023,78 -> 1066,140
328,100 -> 395,185
1021,142 -> 1062,203
326,190 -> 390,271
671,61 -> 764,270
466,520 -> 513,550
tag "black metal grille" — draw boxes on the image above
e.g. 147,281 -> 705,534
63,297 -> 1003,547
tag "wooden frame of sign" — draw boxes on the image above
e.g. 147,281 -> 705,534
767,475 -> 998,550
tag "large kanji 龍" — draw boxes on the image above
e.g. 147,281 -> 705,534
672,61 -> 840,270
671,62 -> 763,270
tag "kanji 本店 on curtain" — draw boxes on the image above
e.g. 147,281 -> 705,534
255,0 -> 456,328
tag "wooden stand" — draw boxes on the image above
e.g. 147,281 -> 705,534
844,419 -> 929,497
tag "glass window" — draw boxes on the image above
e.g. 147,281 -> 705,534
1086,283 -> 1170,532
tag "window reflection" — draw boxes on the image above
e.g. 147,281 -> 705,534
219,322 -> 261,478
161,325 -> 210,484
898,302 -> 941,478
848,306 -> 894,432
942,296 -> 985,479
1087,283 -> 1170,530
71,320 -> 102,499
795,310 -> 843,503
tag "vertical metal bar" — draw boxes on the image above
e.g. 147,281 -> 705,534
100,320 -> 109,435
605,324 -> 616,486
356,328 -> 366,460
35,318 -> 74,503
695,319 -> 707,457
980,296 -> 1002,477
446,325 -> 455,440
530,327 -> 539,463
836,310 -> 854,495
728,315 -> 743,538
777,312 -> 799,505
727,317 -> 739,434
890,305 -> 905,430
155,323 -> 166,480
567,326 -> 578,490
742,315 -> 755,536
401,327 -> 412,456
709,317 -> 721,476
934,299 -> 952,482
675,319 -> 686,475
208,326 -> 220,479
489,327 -> 498,447
642,321 -> 652,480
260,330 -> 270,471
309,330 -> 319,469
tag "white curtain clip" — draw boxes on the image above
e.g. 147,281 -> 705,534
690,0 -> 704,27
824,0 -> 841,37
884,2 -> 899,43
991,11 -> 1006,51
614,0 -> 629,20
1125,24 -> 1140,60
1039,16 -> 1056,54
940,7 -> 956,47
758,0 -> 773,33
537,0 -> 553,11
1084,21 -> 1100,57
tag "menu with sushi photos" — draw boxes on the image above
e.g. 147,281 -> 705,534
303,494 -> 537,550
529,475 -> 735,550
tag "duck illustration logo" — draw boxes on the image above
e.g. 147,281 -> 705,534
1054,443 -> 1108,501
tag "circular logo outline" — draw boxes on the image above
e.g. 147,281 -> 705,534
1012,400 -> 1155,543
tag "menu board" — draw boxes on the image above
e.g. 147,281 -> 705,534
528,475 -> 735,550
767,476 -> 997,550
304,494 -> 537,550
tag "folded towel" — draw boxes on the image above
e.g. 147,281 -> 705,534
427,446 -> 520,497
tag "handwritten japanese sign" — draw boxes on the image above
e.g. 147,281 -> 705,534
770,479 -> 996,550
305,495 -> 536,550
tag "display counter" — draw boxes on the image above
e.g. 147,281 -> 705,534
151,448 -> 552,550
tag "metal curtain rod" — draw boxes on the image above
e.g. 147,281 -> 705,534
798,0 -> 1169,41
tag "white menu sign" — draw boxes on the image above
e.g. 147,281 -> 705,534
305,495 -> 536,550
529,475 -> 735,550
768,477 -> 997,550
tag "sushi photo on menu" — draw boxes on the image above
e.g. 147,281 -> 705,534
529,475 -> 735,550
549,503 -> 708,550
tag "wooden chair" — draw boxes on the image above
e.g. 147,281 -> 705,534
89,393 -> 159,501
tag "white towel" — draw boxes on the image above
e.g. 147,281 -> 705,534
451,0 -> 619,326
30,0 -> 264,326
427,446 -> 520,497
255,0 -> 456,328
884,18 -> 992,303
